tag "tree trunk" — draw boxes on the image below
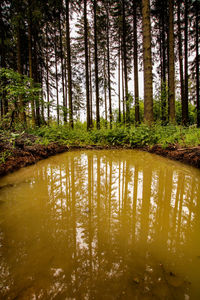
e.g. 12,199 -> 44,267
106,3 -> 112,129
104,51 -> 108,128
93,0 -> 100,129
84,0 -> 91,130
89,42 -> 93,126
122,0 -> 130,124
55,35 -> 60,125
28,0 -> 36,126
183,0 -> 189,125
46,49 -> 50,124
32,31 -> 40,126
122,55 -> 126,123
168,0 -> 175,122
0,4 -> 8,117
142,0 -> 154,124
195,3 -> 200,127
133,1 -> 140,124
161,1 -> 167,123
58,11 -> 67,123
17,22 -> 26,125
118,44 -> 121,123
177,0 -> 185,124
66,0 -> 73,128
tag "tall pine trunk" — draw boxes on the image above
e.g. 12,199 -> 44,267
84,0 -> 91,130
118,44 -> 121,123
58,11 -> 67,123
104,51 -> 108,128
122,0 -> 130,124
66,0 -> 73,128
183,0 -> 189,125
106,3 -> 112,129
195,3 -> 200,127
28,0 -> 36,126
122,54 -> 126,123
168,0 -> 175,122
89,42 -> 93,125
55,35 -> 59,125
142,0 -> 153,124
93,0 -> 100,129
46,35 -> 50,125
177,0 -> 185,124
16,21 -> 26,125
133,1 -> 140,124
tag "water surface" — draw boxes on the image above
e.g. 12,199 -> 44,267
0,150 -> 200,299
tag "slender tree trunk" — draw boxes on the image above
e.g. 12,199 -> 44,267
17,23 -> 26,125
184,0 -> 189,125
106,3 -> 112,129
46,49 -> 50,124
28,2 -> 36,126
55,36 -> 60,125
40,71 -> 45,125
122,0 -> 130,124
0,5 -> 7,117
58,12 -> 67,123
66,0 -> 73,128
84,0 -> 91,130
161,2 -> 167,123
177,0 -> 185,124
168,0 -> 175,122
64,57 -> 68,122
33,31 -> 40,126
142,0 -> 154,124
196,3 -> 200,127
89,42 -> 93,125
122,55 -> 125,123
104,51 -> 108,128
133,1 -> 140,124
118,44 -> 121,123
94,0 -> 100,129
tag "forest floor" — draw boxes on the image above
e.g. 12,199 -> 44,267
0,130 -> 200,177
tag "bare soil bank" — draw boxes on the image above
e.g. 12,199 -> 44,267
0,133 -> 200,177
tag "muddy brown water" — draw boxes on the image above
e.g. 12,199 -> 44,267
0,150 -> 200,300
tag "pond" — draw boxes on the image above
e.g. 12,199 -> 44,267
0,150 -> 200,299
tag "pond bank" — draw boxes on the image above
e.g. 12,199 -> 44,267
0,132 -> 200,177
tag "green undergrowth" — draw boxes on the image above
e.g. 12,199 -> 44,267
29,124 -> 200,149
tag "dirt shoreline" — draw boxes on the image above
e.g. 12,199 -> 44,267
0,136 -> 200,177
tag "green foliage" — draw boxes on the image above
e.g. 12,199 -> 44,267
29,123 -> 200,149
0,68 -> 41,129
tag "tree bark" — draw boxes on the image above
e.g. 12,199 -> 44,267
122,0 -> 130,124
55,35 -> 60,125
58,11 -> 67,123
106,3 -> 112,129
168,0 -> 175,122
183,0 -> 189,125
28,0 -> 36,126
195,2 -> 200,127
84,0 -> 91,130
177,0 -> 185,124
133,1 -> 140,124
93,0 -> 100,129
66,0 -> 73,128
118,44 -> 121,123
142,0 -> 154,124
17,20 -> 26,125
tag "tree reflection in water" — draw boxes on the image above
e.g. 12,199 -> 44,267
0,150 -> 200,299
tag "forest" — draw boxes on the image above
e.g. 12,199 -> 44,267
0,0 -> 200,172
0,0 -> 199,129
